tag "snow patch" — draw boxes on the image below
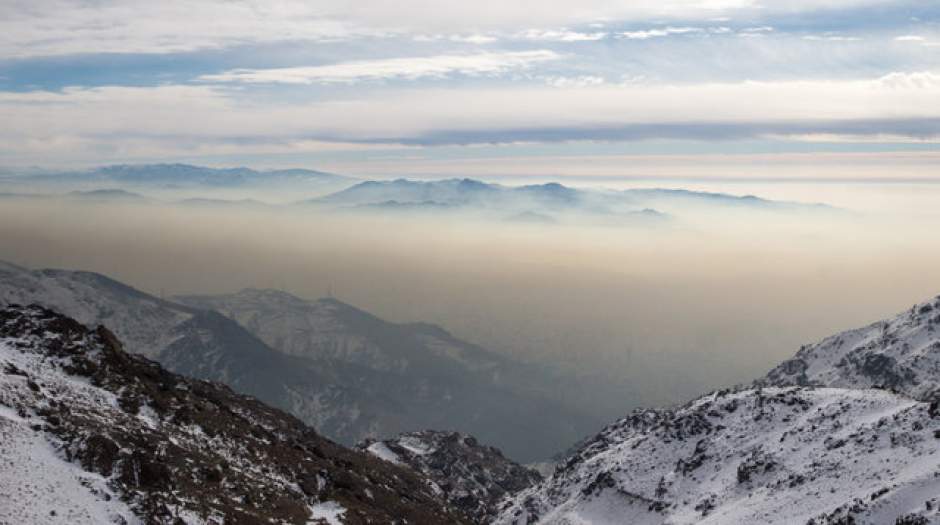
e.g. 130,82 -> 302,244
367,441 -> 402,465
308,501 -> 346,525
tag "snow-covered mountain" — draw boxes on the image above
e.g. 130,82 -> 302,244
359,430 -> 543,523
0,260 -> 204,359
0,304 -> 467,524
762,295 -> 940,401
494,294 -> 940,525
175,288 -> 596,462
496,386 -> 940,525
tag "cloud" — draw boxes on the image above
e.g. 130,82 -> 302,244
198,51 -> 561,84
449,34 -> 499,44
619,27 -> 704,40
0,0 -> 903,58
895,35 -> 926,41
520,29 -> 608,42
803,35 -> 862,41
543,76 -> 606,88
3,71 -> 940,166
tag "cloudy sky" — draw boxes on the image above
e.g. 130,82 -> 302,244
1,0 -> 939,177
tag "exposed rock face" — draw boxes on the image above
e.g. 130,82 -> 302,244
0,304 -> 468,524
359,430 -> 542,522
495,386 -> 940,525
761,295 -> 940,401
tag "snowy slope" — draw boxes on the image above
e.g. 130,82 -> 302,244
762,295 -> 940,401
0,261 -> 192,358
496,386 -> 940,525
359,430 -> 543,522
0,304 -> 467,524
0,351 -> 138,525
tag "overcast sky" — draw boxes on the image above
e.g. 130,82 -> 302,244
1,0 -> 939,176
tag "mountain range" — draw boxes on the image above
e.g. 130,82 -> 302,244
1,164 -> 837,227
5,256 -> 940,523
0,262 -> 593,462
300,177 -> 834,225
10,163 -> 352,189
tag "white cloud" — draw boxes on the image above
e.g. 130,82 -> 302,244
803,35 -> 862,41
0,0 -> 899,58
3,72 -> 940,163
449,34 -> 499,44
877,71 -> 940,89
543,76 -> 606,88
619,27 -> 704,40
520,29 -> 608,42
198,51 -> 561,84
895,35 -> 926,42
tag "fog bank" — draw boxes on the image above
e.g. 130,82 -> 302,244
1,183 -> 939,421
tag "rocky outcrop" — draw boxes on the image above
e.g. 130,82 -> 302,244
359,430 -> 542,522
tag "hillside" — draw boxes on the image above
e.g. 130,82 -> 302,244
496,294 -> 940,525
0,304 -> 467,524
762,295 -> 940,401
496,386 -> 940,524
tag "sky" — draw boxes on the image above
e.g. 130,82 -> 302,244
1,0 -> 939,177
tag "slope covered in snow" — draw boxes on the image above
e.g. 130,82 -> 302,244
359,430 -> 543,523
496,386 -> 940,525
0,304 -> 467,524
762,295 -> 940,401
0,260 -> 194,359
